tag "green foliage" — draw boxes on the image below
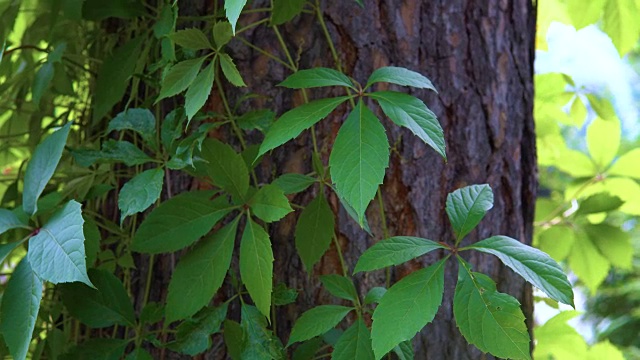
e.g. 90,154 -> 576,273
354,236 -> 444,273
295,194 -> 335,271
288,305 -> 353,345
240,217 -> 274,318
118,168 -> 164,223
445,184 -> 493,243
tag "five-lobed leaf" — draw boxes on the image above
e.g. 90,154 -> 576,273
371,259 -> 446,359
445,184 -> 494,242
287,305 -> 353,345
28,200 -> 93,287
332,318 -> 375,360
249,184 -> 293,223
166,218 -> 240,323
118,168 -> 164,223
169,28 -> 213,50
320,274 -> 358,302
279,67 -> 355,89
23,122 -> 71,216
354,236 -> 445,273
329,100 -> 389,226
295,195 -> 335,271
365,66 -> 437,91
465,235 -> 574,306
157,57 -> 207,102
240,218 -> 274,318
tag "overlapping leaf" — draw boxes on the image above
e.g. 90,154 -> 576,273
240,218 -> 274,318
118,168 -> 164,223
249,184 -> 293,223
288,305 -> 353,345
354,236 -> 445,273
365,66 -> 437,91
333,318 -> 375,360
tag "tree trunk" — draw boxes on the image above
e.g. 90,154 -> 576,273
145,0 -> 537,358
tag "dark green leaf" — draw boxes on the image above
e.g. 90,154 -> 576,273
124,348 -> 153,360
393,340 -> 414,360
185,62 -> 215,122
213,21 -> 233,48
82,0 -> 145,20
131,192 -> 233,254
153,4 -> 177,38
295,195 -> 335,271
371,259 -> 446,359
339,194 -> 372,235
241,304 -> 286,359
220,53 -> 246,87
445,184 -> 494,241
107,108 -> 156,145
258,96 -> 350,157
60,338 -> 127,360
28,200 -> 93,286
224,0 -> 247,33
23,122 -> 71,216
288,305 -> 353,345
224,320 -> 244,360
249,184 -> 293,222
575,193 -> 624,216
157,57 -> 207,102
168,304 -> 228,356
118,168 -> 164,223
0,242 -> 20,265
466,235 -> 574,306
365,67 -> 437,91
237,110 -> 275,133
166,218 -> 239,323
169,28 -> 213,50
0,258 -> 42,360
273,173 -> 316,194
161,108 -> 186,149
363,287 -> 386,305
320,274 -> 358,302
271,0 -> 306,25
333,318 -> 375,360
273,282 -> 298,306
240,218 -> 274,318
140,302 -> 164,325
0,208 -> 28,236
369,91 -> 445,158
102,140 -> 154,166
32,61 -> 54,105
198,139 -> 249,202
279,68 -> 354,89
60,269 -> 136,328
292,338 -> 323,360
354,236 -> 445,273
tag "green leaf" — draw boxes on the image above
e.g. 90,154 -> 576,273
118,168 -> 164,223
445,184 -> 494,241
73,141 -> 154,168
371,259 -> 446,359
125,348 -> 153,360
168,304 -> 228,356
169,28 -> 213,50
82,0 -> 145,20
365,67 -> 437,91
369,91 -> 445,158
393,341 -> 414,360
240,304 -> 286,359
131,192 -> 232,254
273,173 -> 316,194
157,57 -> 207,102
0,242 -> 20,264
466,236 -> 574,306
240,218 -> 274,318
555,148 -> 596,177
329,101 -> 389,225
587,118 -> 620,169
279,68 -> 355,89
93,37 -> 143,122
568,232 -> 610,294
0,258 -> 42,360
533,311 -> 587,360
608,148 -> 640,179
223,320 -> 244,360
287,305 -> 353,345
166,218 -> 239,323
32,61 -> 54,105
292,338 -> 323,360
453,259 -> 531,360
28,200 -> 92,286
339,194 -> 372,235
237,109 -> 275,133
249,184 -> 293,222
271,0 -> 306,25
198,139 -> 249,202
273,282 -> 298,306
107,108 -> 156,145
140,302 -> 164,325
295,195 -> 335,271
602,0 -> 640,55
363,287 -> 386,305
23,122 -> 71,216
60,269 -> 136,328
354,237 -> 445,273
0,208 -> 28,235
161,108 -> 186,149
153,4 -> 177,38
575,193 -> 624,216
220,53 -> 246,87
60,338 -> 127,360
537,225 -> 575,262
584,224 -> 632,270
332,318 -> 375,360
258,96 -> 350,157
213,21 -> 233,48
185,61 -> 215,122
320,275 -> 358,302
224,0 -> 247,34
567,0 -> 606,28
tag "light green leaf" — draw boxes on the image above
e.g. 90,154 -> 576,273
157,57 -> 207,102
213,21 -> 233,48
287,305 -> 353,345
555,148 -> 596,177
369,91 -> 445,158
466,236 -> 574,306
333,318 -> 375,360
220,53 -> 246,87
453,259 -> 531,360
198,139 -> 249,202
586,94 -> 617,121
608,148 -> 640,179
60,269 -> 136,328
295,195 -> 335,271
118,168 -> 164,223
28,200 -> 92,286
168,304 -> 228,356
107,108 -> 156,145
363,287 -> 387,305
372,259 -> 445,359
365,67 -> 437,91
319,275 -> 358,302
567,0 -> 606,28
271,0 -> 306,25
587,118 -> 620,169
575,193 -> 624,216
0,258 -> 42,360
279,68 -> 354,89
33,61 -> 54,105
185,61 -> 215,122
131,192 -> 232,254
224,0 -> 247,34
537,225 -> 575,262
273,173 -> 316,194
0,208 -> 28,236
23,122 -> 71,216
354,236 -> 445,273
169,28 -> 213,50
166,218 -> 239,323
445,184 -> 493,241
0,242 -> 20,264
533,311 -> 587,360
568,232 -> 609,294
249,184 -> 293,223
240,218 -> 274,318
602,0 -> 640,55
587,340 -> 625,360
329,101 -> 389,225
584,224 -> 632,270
258,96 -> 350,157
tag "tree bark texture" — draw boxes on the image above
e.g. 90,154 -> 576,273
143,1 -> 537,358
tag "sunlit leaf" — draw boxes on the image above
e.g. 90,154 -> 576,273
224,0 -> 247,34
587,118 -> 620,170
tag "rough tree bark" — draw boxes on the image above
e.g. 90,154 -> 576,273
145,0 -> 537,358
